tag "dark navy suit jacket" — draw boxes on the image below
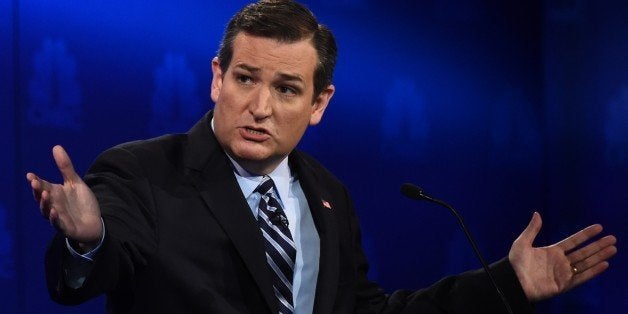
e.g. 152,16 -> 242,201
46,111 -> 535,313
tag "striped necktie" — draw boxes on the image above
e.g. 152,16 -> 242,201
255,176 -> 296,314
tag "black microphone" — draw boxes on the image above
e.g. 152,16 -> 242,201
400,183 -> 514,314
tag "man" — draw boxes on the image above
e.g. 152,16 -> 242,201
27,1 -> 617,313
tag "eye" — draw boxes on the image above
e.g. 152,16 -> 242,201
277,85 -> 298,96
236,74 -> 253,85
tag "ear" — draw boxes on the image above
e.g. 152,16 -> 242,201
210,57 -> 223,103
309,84 -> 335,126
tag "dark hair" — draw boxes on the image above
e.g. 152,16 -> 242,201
217,0 -> 337,99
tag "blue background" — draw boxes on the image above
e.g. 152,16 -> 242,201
2,0 -> 627,313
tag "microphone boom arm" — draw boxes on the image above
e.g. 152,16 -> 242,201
401,183 -> 514,314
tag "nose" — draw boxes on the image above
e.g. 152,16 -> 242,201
248,86 -> 272,120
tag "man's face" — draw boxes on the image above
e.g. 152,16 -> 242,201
211,32 -> 334,174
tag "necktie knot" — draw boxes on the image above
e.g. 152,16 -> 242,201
254,176 -> 275,196
255,176 -> 288,228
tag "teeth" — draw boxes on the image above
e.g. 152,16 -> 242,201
246,129 -> 264,135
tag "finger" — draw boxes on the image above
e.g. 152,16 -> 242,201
570,261 -> 610,289
29,173 -> 53,190
30,177 -> 43,201
40,190 -> 52,219
567,235 -> 617,264
557,224 -> 603,252
52,145 -> 80,184
571,242 -> 617,274
576,247 -> 617,276
517,212 -> 542,246
39,189 -> 46,210
28,174 -> 47,200
26,172 -> 37,182
49,207 -> 57,226
32,177 -> 56,208
49,208 -> 68,234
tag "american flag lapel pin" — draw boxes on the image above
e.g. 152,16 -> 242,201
322,199 -> 332,210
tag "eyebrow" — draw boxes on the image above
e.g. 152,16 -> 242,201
235,63 -> 305,84
235,64 -> 260,73
277,73 -> 304,84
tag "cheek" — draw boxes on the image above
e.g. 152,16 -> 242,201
279,111 -> 313,138
213,96 -> 240,135
214,88 -> 241,117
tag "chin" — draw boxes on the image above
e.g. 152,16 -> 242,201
231,146 -> 272,163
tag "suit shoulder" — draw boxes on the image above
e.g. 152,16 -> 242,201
112,133 -> 188,156
291,150 -> 345,188
89,133 -> 189,174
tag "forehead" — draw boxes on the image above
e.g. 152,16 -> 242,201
230,32 -> 318,80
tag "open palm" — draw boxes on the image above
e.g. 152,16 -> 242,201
509,212 -> 617,302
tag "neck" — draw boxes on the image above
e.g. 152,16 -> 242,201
230,154 -> 288,176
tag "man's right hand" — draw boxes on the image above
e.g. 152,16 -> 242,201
27,145 -> 103,252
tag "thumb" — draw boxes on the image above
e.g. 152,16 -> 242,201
52,145 -> 80,184
516,211 -> 543,246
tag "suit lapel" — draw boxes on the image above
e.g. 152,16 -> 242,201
184,112 -> 277,314
290,152 -> 340,314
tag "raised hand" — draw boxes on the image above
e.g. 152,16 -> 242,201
508,212 -> 617,302
27,145 -> 102,251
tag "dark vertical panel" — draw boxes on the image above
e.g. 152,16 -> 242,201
542,0 -> 628,312
0,0 -> 19,311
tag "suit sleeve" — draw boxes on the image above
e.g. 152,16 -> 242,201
341,187 -> 535,314
45,146 -> 158,305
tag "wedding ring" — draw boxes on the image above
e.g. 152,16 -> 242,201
571,265 -> 579,275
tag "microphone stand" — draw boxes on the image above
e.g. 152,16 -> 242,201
401,183 -> 514,314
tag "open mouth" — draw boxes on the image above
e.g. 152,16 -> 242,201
245,128 -> 265,135
240,127 -> 269,141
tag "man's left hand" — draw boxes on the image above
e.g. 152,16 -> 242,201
508,212 -> 617,302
